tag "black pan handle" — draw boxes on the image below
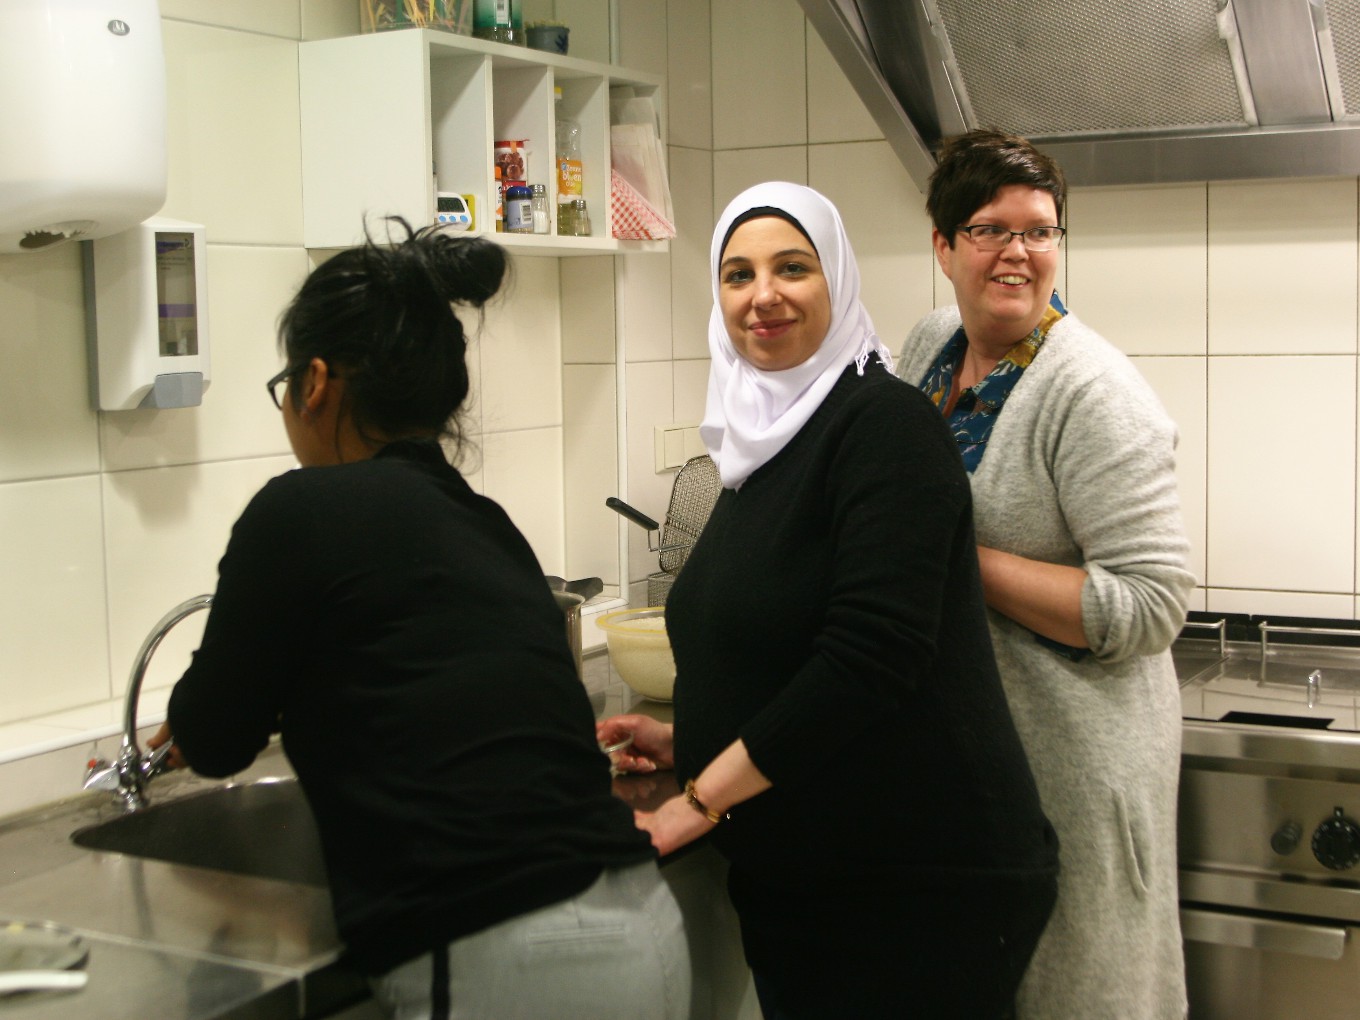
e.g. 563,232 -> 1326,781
606,497 -> 660,532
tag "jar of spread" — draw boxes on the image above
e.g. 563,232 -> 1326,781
505,185 -> 534,233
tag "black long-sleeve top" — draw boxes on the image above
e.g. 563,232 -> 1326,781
168,440 -> 653,975
670,363 -> 1057,885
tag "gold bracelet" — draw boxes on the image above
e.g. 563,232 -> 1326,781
683,779 -> 727,824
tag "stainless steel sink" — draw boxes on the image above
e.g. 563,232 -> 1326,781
71,777 -> 328,887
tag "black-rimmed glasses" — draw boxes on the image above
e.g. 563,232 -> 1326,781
958,224 -> 1066,252
266,365 -> 295,410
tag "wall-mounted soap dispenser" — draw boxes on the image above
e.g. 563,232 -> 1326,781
82,218 -> 211,410
0,0 -> 167,253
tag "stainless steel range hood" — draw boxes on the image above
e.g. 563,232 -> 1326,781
798,0 -> 1360,190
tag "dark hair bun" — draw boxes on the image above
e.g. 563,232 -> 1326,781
420,231 -> 506,308
374,218 -> 507,310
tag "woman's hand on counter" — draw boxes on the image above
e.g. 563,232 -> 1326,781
597,714 -> 674,773
634,795 -> 716,856
147,722 -> 188,770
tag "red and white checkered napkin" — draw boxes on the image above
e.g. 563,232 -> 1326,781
610,170 -> 676,240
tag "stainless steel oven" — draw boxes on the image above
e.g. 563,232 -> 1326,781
1177,619 -> 1360,1020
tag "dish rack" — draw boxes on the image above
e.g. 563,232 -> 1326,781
607,454 -> 721,605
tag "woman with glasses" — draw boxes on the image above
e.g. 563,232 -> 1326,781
897,129 -> 1195,1020
152,220 -> 690,1020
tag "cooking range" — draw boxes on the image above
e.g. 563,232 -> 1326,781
1175,614 -> 1360,1020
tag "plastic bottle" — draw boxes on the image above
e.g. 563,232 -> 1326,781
554,86 -> 585,235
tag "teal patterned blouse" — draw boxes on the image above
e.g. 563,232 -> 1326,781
917,292 -> 1068,474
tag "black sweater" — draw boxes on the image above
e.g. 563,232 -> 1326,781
670,363 -> 1057,884
168,440 -> 652,975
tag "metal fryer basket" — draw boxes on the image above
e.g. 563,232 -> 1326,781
657,454 -> 721,576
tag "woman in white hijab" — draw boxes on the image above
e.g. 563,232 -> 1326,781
599,183 -> 1058,1019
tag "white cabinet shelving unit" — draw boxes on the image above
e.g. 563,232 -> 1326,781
299,29 -> 667,255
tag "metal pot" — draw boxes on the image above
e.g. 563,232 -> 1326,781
551,589 -> 586,680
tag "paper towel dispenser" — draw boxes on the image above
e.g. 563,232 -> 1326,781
82,218 -> 211,411
0,0 -> 167,253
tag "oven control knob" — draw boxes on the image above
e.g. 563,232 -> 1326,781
1312,808 -> 1360,871
1271,820 -> 1303,856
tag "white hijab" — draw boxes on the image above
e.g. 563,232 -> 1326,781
700,182 -> 894,489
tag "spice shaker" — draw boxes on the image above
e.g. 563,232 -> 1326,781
531,184 -> 550,234
569,198 -> 590,236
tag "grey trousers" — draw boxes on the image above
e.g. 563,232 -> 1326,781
370,861 -> 691,1020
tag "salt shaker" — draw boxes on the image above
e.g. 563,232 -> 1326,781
531,184 -> 550,234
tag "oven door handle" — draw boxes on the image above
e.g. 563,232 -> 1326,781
1181,907 -> 1348,960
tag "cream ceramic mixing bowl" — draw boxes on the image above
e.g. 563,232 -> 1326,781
597,607 -> 675,701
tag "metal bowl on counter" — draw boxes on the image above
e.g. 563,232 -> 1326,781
597,607 -> 675,702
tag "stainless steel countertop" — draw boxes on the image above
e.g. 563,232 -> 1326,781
0,650 -> 668,1020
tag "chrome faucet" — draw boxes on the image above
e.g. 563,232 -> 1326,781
1308,669 -> 1323,709
83,594 -> 214,811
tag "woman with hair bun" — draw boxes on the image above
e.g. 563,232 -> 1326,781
154,220 -> 691,1020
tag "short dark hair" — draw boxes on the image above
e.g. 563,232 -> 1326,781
277,217 -> 508,455
927,129 -> 1067,247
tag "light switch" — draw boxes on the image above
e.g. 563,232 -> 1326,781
681,427 -> 706,461
654,424 -> 701,472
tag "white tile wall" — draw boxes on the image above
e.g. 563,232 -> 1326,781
673,359 -> 711,422
160,21 -> 304,246
1067,184 -> 1208,356
809,141 -> 935,350
563,364 -> 619,589
713,147 -> 809,212
482,427 -> 567,573
1133,357 -> 1209,588
617,0 -> 668,78
619,253 -> 674,362
1206,588 -> 1356,620
553,0 -> 611,64
301,0 -> 360,40
1208,179 -> 1358,356
0,476 -> 110,719
160,0 -> 301,37
560,257 -> 616,364
666,0 -> 713,151
806,27 -> 880,144
478,256 -> 563,433
102,455 -> 297,696
668,146 -> 714,360
0,245 -> 100,483
711,0 -> 806,151
1207,356 -> 1356,593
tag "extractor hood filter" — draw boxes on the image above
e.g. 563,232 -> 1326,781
1324,0 -> 1360,117
925,0 -> 1248,138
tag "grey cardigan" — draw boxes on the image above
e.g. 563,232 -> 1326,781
899,307 -> 1195,1020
